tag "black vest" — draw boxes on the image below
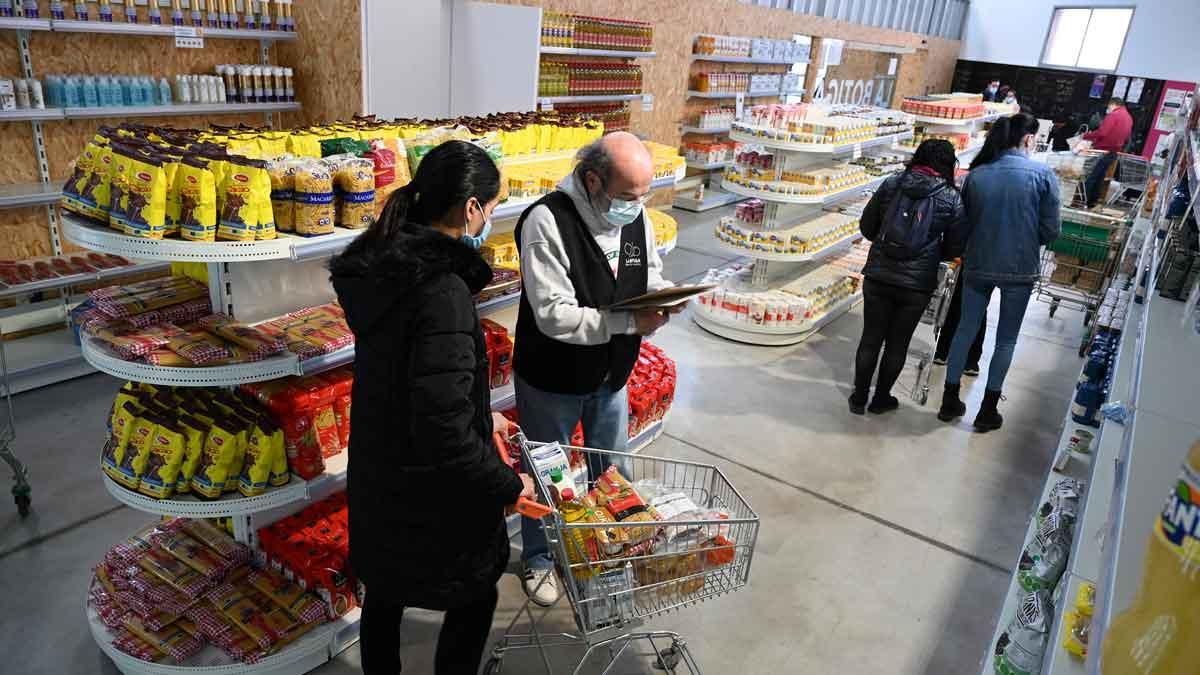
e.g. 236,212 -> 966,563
513,191 -> 647,395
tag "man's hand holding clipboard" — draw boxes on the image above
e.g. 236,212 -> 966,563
605,284 -> 716,336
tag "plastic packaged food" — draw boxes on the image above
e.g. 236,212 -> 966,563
113,414 -> 161,490
190,418 -> 240,498
217,159 -> 259,241
995,589 -> 1053,675
293,159 -> 334,236
178,156 -> 218,242
267,158 -> 297,232
136,423 -> 187,499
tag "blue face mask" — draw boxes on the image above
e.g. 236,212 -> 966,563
461,217 -> 492,250
603,197 -> 642,227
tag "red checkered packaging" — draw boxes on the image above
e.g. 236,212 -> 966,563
111,628 -> 162,662
247,569 -> 328,625
124,567 -> 200,616
185,602 -> 240,644
138,545 -> 212,598
178,519 -> 251,567
199,314 -> 287,358
165,329 -> 231,365
122,613 -> 205,661
93,277 -> 209,319
204,579 -> 277,650
115,589 -> 185,631
105,524 -> 162,568
93,323 -> 186,360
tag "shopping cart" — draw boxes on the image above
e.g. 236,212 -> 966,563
484,433 -> 759,675
909,261 -> 959,406
1036,205 -> 1133,355
0,336 -> 29,516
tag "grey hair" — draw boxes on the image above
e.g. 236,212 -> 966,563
575,139 -> 613,186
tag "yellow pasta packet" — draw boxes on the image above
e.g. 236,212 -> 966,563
114,414 -> 161,491
102,400 -> 142,484
178,157 -> 218,242
137,423 -> 187,499
267,158 -> 296,232
237,421 -> 274,497
268,423 -> 289,488
191,419 -> 239,499
115,149 -> 168,239
174,415 -> 210,495
157,150 -> 183,237
217,160 -> 258,242
249,161 -> 276,240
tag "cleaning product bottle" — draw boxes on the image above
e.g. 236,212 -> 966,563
158,78 -> 172,106
50,0 -> 64,20
73,1 -> 86,20
1101,440 -> 1200,673
27,78 -> 44,109
81,75 -> 99,108
147,0 -> 161,25
98,0 -> 113,23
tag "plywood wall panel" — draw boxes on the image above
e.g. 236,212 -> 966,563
0,207 -> 55,259
275,0 -> 363,125
491,0 -> 960,148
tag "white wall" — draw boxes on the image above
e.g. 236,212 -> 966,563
362,0 -> 454,118
961,0 -> 1200,82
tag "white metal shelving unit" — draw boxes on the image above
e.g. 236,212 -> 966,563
0,182 -> 63,208
673,187 -> 745,213
61,101 -> 301,119
692,115 -> 902,345
689,53 -> 809,65
539,46 -> 654,58
680,125 -> 731,135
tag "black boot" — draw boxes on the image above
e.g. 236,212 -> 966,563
974,389 -> 1004,432
937,383 -> 966,422
868,392 -> 899,414
848,388 -> 868,415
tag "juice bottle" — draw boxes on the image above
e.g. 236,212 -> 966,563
1101,440 -> 1200,674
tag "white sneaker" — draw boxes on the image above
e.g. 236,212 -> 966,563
522,567 -> 560,607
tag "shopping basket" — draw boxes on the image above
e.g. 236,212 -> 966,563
485,433 -> 760,675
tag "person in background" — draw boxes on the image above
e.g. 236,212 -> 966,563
996,86 -> 1019,107
938,113 -> 1061,431
850,139 -> 966,415
330,140 -> 534,675
982,79 -> 1001,102
513,131 -> 677,605
1082,97 -> 1134,208
933,276 -> 986,377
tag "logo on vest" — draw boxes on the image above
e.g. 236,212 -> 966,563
623,242 -> 643,267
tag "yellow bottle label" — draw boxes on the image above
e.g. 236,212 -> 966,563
1155,462 -> 1200,572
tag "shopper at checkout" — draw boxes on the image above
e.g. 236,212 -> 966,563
329,140 -> 536,675
938,113 -> 1062,431
512,131 -> 680,606
1081,97 -> 1133,208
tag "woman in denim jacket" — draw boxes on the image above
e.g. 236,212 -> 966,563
938,113 -> 1061,431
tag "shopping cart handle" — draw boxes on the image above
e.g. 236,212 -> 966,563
516,497 -> 553,519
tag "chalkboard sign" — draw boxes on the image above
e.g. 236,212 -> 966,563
952,60 -> 1164,154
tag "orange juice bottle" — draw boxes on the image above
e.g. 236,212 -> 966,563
1102,440 -> 1200,674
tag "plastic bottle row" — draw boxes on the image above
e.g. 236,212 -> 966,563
29,66 -> 295,110
4,0 -> 298,31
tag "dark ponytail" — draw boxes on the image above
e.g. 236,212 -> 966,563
353,140 -> 500,251
970,113 -> 1039,169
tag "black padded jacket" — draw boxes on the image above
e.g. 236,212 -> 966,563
860,170 -> 967,294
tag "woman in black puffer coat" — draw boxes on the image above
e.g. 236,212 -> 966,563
330,141 -> 533,675
850,139 -> 966,415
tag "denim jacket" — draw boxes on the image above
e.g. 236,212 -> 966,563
961,150 -> 1061,284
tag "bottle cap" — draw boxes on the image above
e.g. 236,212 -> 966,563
561,488 -> 575,501
549,468 -> 563,482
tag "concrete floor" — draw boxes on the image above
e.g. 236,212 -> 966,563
0,202 -> 1089,674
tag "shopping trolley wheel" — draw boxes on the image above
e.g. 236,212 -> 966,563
1049,299 -> 1060,317
655,646 -> 682,670
917,388 -> 929,406
15,493 -> 30,518
1083,310 -> 1094,327
481,657 -> 501,675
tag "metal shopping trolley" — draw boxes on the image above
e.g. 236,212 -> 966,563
485,434 -> 760,675
909,261 -> 959,406
0,337 -> 28,516
1036,205 -> 1133,355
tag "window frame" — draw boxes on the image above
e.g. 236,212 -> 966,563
1039,5 -> 1136,73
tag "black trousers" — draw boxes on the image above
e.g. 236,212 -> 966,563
1085,151 -> 1119,207
854,278 -> 932,396
359,586 -> 499,675
934,276 -> 986,367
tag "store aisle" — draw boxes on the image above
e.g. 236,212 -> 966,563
0,204 -> 1089,675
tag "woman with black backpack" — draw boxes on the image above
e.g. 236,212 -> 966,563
849,139 -> 966,415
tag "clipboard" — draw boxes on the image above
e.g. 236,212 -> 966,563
604,284 -> 716,311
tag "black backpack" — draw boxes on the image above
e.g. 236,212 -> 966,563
877,175 -> 946,260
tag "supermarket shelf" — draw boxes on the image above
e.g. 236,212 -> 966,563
47,19 -> 298,40
691,292 -> 861,346
0,260 -> 170,301
673,188 -> 746,213
88,594 -> 361,675
685,159 -> 731,170
0,16 -> 52,30
101,472 -> 309,519
1,328 -> 95,394
538,94 -> 641,104
628,415 -> 667,454
689,53 -> 809,64
61,102 -> 300,119
911,111 -> 1007,127
539,46 -> 654,58
728,129 -> 914,154
80,337 -> 299,386
686,90 -> 782,99
894,140 -> 984,160
680,125 -> 730,135
0,107 -> 65,122
713,231 -> 860,263
0,182 -> 63,209
721,174 -> 887,206
492,171 -> 681,222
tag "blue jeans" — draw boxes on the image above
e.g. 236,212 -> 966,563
946,278 -> 1033,392
515,374 -> 628,569
1085,151 -> 1118,207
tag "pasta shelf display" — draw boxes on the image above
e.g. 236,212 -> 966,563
693,264 -> 861,330
732,104 -> 913,145
89,518 -> 331,667
724,161 -> 870,197
716,212 -> 859,256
